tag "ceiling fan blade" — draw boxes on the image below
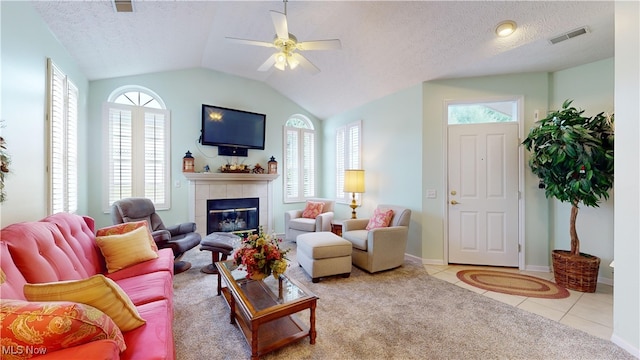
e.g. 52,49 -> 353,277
297,39 -> 342,51
257,53 -> 278,72
225,37 -> 275,48
270,10 -> 289,40
292,53 -> 320,75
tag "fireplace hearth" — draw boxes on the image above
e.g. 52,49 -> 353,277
207,198 -> 259,235
184,172 -> 279,238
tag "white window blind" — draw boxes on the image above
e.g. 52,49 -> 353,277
283,115 -> 315,202
336,121 -> 362,202
104,102 -> 170,211
48,59 -> 78,214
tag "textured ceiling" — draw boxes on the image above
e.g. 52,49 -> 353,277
30,1 -> 614,119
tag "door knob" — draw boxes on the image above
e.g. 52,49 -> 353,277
450,200 -> 459,205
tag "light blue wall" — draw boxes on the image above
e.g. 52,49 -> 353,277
548,58 -> 615,281
87,68 -> 320,231
612,1 -> 639,355
0,1 -> 89,227
323,85 -> 423,256
420,73 -> 550,267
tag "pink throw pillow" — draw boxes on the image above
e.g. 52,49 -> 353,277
366,208 -> 395,230
302,201 -> 324,219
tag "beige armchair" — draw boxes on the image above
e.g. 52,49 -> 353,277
284,198 -> 335,241
342,204 -> 411,273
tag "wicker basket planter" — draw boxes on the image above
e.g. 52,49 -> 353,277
551,250 -> 600,293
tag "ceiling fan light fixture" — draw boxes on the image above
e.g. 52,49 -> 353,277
274,53 -> 287,71
287,55 -> 300,69
495,20 -> 517,37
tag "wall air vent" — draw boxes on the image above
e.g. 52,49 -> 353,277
548,27 -> 589,45
113,0 -> 133,12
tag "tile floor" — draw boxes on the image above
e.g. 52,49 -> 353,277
424,264 -> 613,340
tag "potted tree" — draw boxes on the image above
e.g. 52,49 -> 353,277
522,100 -> 614,293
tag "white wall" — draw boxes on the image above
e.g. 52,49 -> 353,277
612,2 -> 640,356
0,2 -> 89,227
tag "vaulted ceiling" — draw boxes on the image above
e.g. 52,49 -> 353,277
31,1 -> 614,119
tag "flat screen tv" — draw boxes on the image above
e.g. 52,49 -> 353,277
201,104 -> 266,154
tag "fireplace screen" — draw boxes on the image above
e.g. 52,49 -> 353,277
207,198 -> 259,235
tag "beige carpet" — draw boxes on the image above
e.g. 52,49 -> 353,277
173,242 -> 632,359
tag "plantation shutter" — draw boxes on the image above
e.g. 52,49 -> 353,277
285,128 -> 300,201
49,59 -> 78,214
107,105 -> 133,205
302,130 -> 315,197
335,127 -> 346,198
144,110 -> 168,205
105,103 -> 170,210
335,121 -> 362,203
66,83 -> 79,213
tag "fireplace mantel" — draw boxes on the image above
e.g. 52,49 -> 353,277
184,172 -> 280,237
183,172 -> 279,182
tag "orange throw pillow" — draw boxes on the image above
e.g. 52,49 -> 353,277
1,299 -> 126,354
302,201 -> 324,219
95,226 -> 159,273
96,220 -> 158,252
366,208 -> 395,230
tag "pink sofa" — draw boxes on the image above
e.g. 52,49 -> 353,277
0,213 -> 175,360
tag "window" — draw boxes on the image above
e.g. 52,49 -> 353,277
335,121 -> 362,202
283,115 -> 315,202
103,87 -> 170,211
448,100 -> 517,124
48,59 -> 78,214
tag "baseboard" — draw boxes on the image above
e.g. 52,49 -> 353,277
524,265 -> 551,273
598,275 -> 613,286
610,333 -> 640,358
421,258 -> 446,266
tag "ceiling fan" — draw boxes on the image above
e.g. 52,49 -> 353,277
225,0 -> 341,74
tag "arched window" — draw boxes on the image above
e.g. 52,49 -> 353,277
283,114 -> 315,202
103,86 -> 171,210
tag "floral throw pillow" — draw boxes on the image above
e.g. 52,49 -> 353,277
366,208 -> 395,230
302,201 -> 324,219
0,299 -> 126,356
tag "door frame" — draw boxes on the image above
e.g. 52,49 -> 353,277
442,95 -> 525,269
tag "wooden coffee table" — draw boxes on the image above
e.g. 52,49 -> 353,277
215,260 -> 318,359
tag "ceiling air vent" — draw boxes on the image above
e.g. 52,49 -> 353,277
549,27 -> 589,45
113,0 -> 133,12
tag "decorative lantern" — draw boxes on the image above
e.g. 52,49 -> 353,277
268,156 -> 278,174
182,151 -> 195,173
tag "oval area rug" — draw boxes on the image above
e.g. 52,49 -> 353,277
456,269 -> 570,299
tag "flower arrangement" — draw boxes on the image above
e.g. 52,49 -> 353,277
233,227 -> 290,280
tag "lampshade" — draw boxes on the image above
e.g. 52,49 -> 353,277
344,169 -> 365,193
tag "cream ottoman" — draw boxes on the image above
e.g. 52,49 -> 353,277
297,232 -> 352,283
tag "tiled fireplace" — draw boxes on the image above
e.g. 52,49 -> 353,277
183,173 -> 279,238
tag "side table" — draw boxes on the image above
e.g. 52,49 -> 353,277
331,219 -> 345,236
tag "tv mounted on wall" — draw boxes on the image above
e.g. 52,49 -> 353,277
201,104 -> 266,157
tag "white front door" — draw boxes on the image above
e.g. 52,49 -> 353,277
447,122 -> 519,267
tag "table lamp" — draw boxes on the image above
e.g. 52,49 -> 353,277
344,169 -> 365,219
